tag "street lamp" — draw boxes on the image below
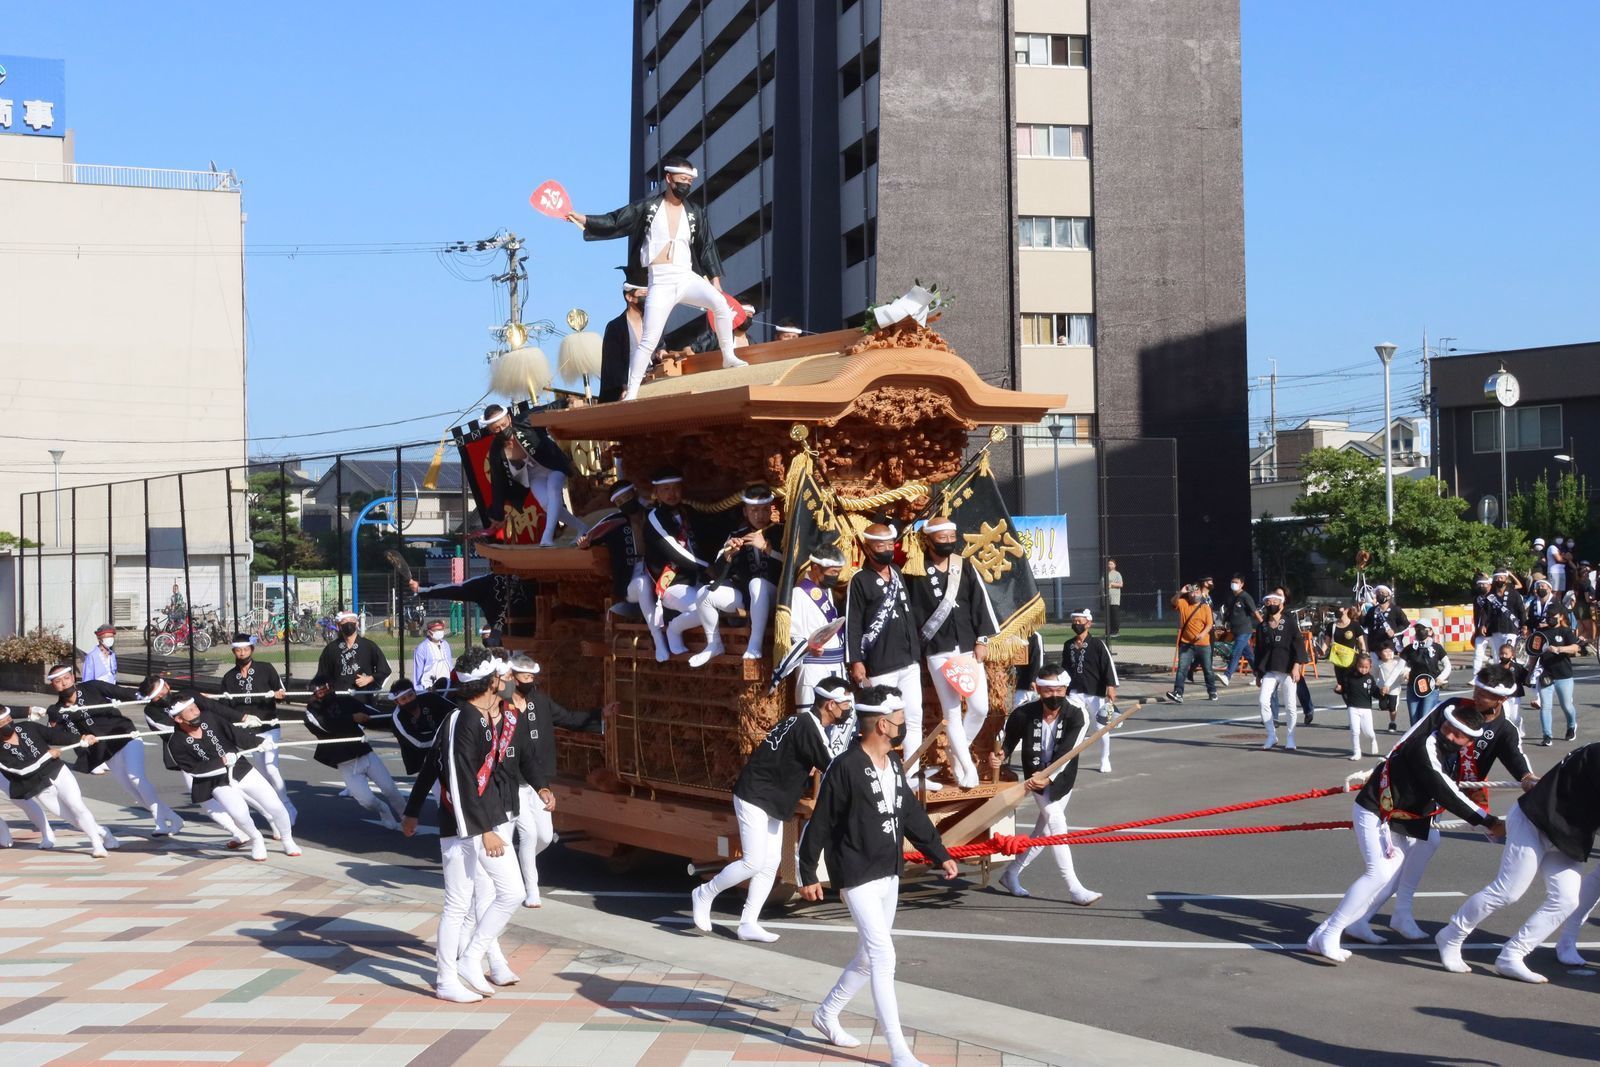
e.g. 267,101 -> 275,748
1375,344 -> 1397,526
1046,415 -> 1065,621
48,449 -> 65,548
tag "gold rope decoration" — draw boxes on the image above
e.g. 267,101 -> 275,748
681,490 -> 751,513
770,448 -> 818,664
835,482 -> 931,512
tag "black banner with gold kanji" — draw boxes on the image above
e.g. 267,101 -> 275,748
935,454 -> 1044,661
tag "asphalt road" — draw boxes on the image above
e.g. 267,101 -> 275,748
50,663 -> 1600,1067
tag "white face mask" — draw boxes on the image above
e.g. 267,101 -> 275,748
1230,583 -> 1242,592
430,632 -> 447,642
100,637 -> 115,649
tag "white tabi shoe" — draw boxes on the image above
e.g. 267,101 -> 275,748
690,882 -> 714,933
688,641 -> 725,669
1344,922 -> 1387,945
435,979 -> 484,1004
721,354 -> 749,370
1068,889 -> 1103,907
811,1008 -> 861,1048
1306,926 -> 1351,963
486,951 -> 520,986
1495,954 -> 1549,984
1388,912 -> 1428,942
457,955 -> 496,997
998,865 -> 1030,898
736,924 -> 779,943
1434,926 -> 1470,973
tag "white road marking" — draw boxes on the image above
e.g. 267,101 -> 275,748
548,890 -> 689,899
652,915 -> 1600,953
1117,715 -> 1258,737
1148,891 -> 1465,902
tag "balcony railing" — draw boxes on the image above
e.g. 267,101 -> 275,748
0,159 -> 241,191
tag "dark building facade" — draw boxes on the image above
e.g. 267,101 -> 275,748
1433,342 -> 1600,524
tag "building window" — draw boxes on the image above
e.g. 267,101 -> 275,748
1471,405 -> 1562,453
1020,415 -> 1094,446
844,218 -> 877,268
842,129 -> 879,181
1016,123 -> 1091,159
1021,313 -> 1094,347
1013,33 -> 1088,68
1018,216 -> 1091,250
841,39 -> 880,96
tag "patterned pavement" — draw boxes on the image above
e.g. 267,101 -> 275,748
0,837 -> 1033,1067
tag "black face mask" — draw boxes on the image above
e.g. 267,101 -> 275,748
1071,623 -> 1088,635
668,181 -> 692,199
0,725 -> 14,741
339,623 -> 358,638
516,680 -> 538,698
1041,694 -> 1065,711
619,497 -> 642,516
888,720 -> 907,746
1262,606 -> 1280,619
820,573 -> 841,589
928,540 -> 957,558
870,549 -> 896,566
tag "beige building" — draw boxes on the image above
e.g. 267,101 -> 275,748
0,66 -> 248,643
1249,416 -> 1427,517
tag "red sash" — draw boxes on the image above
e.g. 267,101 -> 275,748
475,702 -> 519,796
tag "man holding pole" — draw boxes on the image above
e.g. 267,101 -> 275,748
0,707 -> 117,857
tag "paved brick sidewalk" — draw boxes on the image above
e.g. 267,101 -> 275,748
0,839 -> 1036,1067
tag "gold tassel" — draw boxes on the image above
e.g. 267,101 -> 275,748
985,594 -> 1046,663
421,437 -> 448,491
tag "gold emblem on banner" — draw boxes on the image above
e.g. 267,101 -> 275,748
965,519 -> 1025,583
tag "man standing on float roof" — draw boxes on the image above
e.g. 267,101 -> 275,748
566,155 -> 747,401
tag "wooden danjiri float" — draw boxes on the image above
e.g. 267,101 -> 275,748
461,320 -> 1063,894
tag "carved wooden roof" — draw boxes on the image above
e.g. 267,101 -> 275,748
538,324 -> 1066,442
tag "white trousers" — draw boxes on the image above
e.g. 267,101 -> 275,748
1360,824 -> 1441,927
460,823 -> 525,966
697,578 -> 775,657
629,570 -> 668,657
628,264 -> 738,399
1557,860 -> 1600,958
1319,803 -> 1413,943
1474,632 -> 1516,673
525,466 -> 587,546
818,875 -> 914,1060
512,784 -> 555,906
338,752 -> 404,821
1011,790 -> 1088,892
704,795 -> 785,928
248,728 -> 296,821
927,649 -> 988,789
1447,804 -> 1585,963
16,766 -> 106,851
1074,693 -> 1112,769
1258,672 -> 1298,742
662,584 -> 705,652
1346,705 -> 1377,757
869,664 -> 924,778
795,660 -> 846,710
1,797 -> 53,846
106,741 -> 183,833
201,770 -> 296,852
1550,564 -> 1567,593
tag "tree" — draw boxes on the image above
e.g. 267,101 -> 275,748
0,531 -> 38,549
1253,513 -> 1315,600
247,471 -> 324,576
1509,469 -> 1593,545
1292,448 -> 1525,603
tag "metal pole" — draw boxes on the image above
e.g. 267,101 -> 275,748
1500,406 -> 1509,529
178,473 -> 196,682
1050,421 -> 1063,621
17,493 -> 26,635
335,459 -> 345,609
143,480 -> 152,665
395,445 -> 406,670
106,483 -> 114,648
49,449 -> 64,548
70,487 -> 78,654
1375,343 -> 1397,529
225,469 -> 239,634
35,493 -> 43,634
280,462 -> 291,684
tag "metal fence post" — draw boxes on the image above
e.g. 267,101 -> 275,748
178,473 -> 195,682
70,487 -> 79,654
17,493 -> 26,635
143,480 -> 152,665
106,484 -> 114,645
335,459 -> 345,610
225,468 -> 239,635
395,445 -> 406,672
35,494 -> 43,635
280,461 -> 292,685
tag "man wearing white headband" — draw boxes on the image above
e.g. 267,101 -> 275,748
642,465 -> 714,662
787,533 -> 848,711
83,624 -> 118,683
1362,584 -> 1409,656
1252,594 -> 1308,750
799,686 -> 957,1065
316,611 -> 391,695
993,663 -> 1102,905
567,155 -> 747,401
846,524 -> 930,787
693,677 -> 854,943
413,619 -> 454,691
577,481 -> 657,636
45,662 -> 181,836
157,692 -> 299,862
0,706 -> 116,856
1438,741 -> 1600,982
598,266 -> 649,403
1473,570 -> 1524,672
220,634 -> 295,822
1063,609 -> 1119,774
906,516 -> 996,789
480,403 -> 589,547
1308,701 -> 1500,962
694,484 -> 784,667
303,675 -> 406,830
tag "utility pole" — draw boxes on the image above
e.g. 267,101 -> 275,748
496,232 -> 527,340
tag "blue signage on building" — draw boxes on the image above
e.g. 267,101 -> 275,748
0,55 -> 67,137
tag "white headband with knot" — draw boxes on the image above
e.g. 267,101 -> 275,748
923,521 -> 956,534
814,684 -> 852,704
457,661 -> 499,683
167,697 -> 197,717
862,527 -> 898,542
1035,671 -> 1067,687
651,475 -> 684,486
741,490 -> 775,506
808,553 -> 845,568
1444,707 -> 1484,737
45,666 -> 73,682
664,164 -> 698,178
1474,679 -> 1518,698
622,282 -> 647,293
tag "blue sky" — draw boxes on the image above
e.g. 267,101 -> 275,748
9,1 -> 1599,457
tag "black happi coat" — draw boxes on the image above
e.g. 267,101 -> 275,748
735,707 -> 837,821
845,565 -> 919,675
48,679 -> 138,770
798,743 -> 951,889
1518,743 -> 1600,862
434,700 -> 520,839
581,191 -> 726,281
908,557 -> 997,656
1253,620 -> 1309,675
316,636 -> 390,693
1002,698 -> 1090,802
1414,698 -> 1532,786
1061,635 -> 1118,696
644,504 -> 709,587
390,690 -> 452,775
1355,721 -> 1494,840
162,709 -> 261,803
0,717 -> 77,799
219,659 -> 284,737
303,692 -> 375,767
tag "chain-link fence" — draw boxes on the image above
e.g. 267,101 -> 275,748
15,440 -> 492,688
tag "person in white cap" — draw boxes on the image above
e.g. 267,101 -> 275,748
1252,594 -> 1308,750
412,619 -> 454,690
642,465 -> 714,661
846,523 -> 930,787
908,517 -> 997,789
567,155 -> 747,401
774,318 -> 804,340
1436,741 -> 1599,982
82,624 -> 119,683
799,686 -> 957,1067
156,692 -> 299,862
0,706 -> 117,856
993,662 -> 1102,905
693,677 -> 854,942
1062,609 -> 1118,774
787,533 -> 849,713
696,484 -> 784,666
316,610 -> 391,694
1307,702 -> 1500,962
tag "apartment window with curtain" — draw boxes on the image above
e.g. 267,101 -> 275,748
1021,313 -> 1094,347
1471,405 -> 1562,453
1018,216 -> 1092,250
1015,123 -> 1091,159
1013,33 -> 1088,68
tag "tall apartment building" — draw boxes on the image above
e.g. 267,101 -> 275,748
0,55 -> 248,640
631,0 -> 1249,595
